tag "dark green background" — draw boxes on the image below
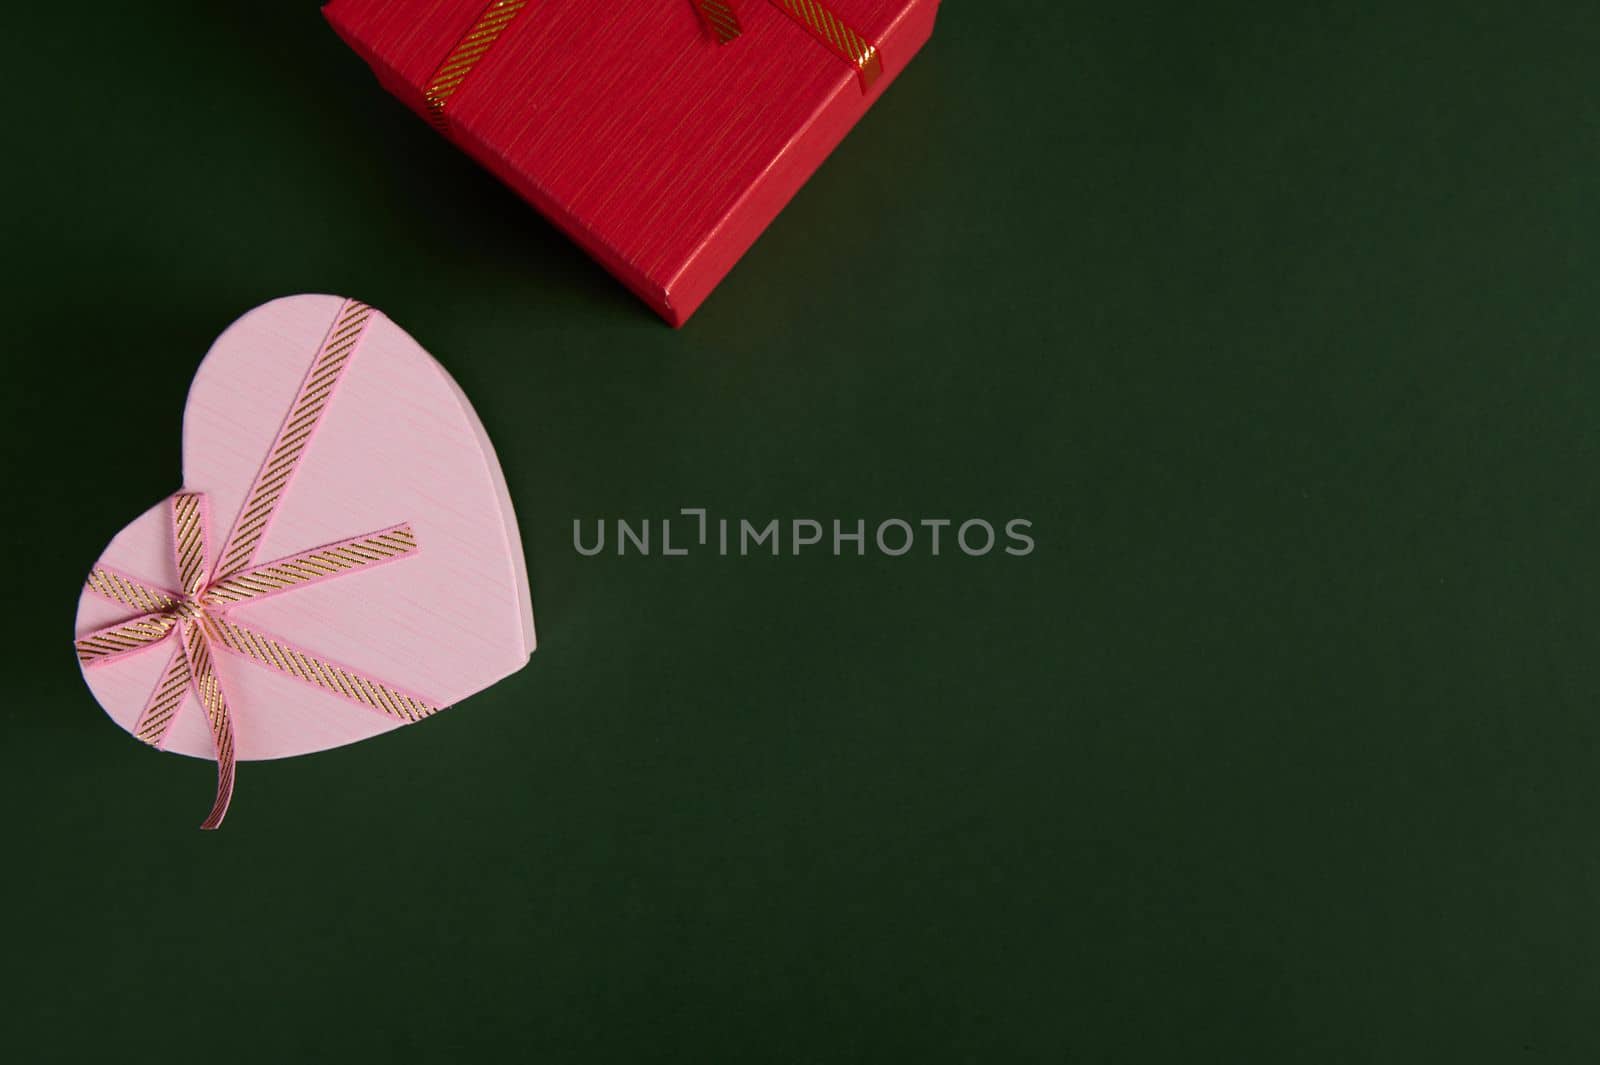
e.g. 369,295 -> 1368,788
5,1 -> 1600,1060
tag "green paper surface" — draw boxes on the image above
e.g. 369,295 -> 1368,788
4,2 -> 1600,1060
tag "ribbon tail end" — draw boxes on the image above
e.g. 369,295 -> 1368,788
857,49 -> 883,92
198,751 -> 236,831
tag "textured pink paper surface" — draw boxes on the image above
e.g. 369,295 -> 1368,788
74,295 -> 535,761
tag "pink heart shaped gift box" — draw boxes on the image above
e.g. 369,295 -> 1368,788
73,295 -> 536,827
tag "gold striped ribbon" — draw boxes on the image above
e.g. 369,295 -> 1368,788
424,0 -> 529,133
692,0 -> 744,44
424,0 -> 885,134
75,300 -> 437,829
727,1 -> 884,89
212,299 -> 374,583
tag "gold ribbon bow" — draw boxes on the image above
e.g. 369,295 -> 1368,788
74,300 -> 438,829
424,0 -> 884,132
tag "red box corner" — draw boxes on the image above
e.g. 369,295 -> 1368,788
324,0 -> 939,326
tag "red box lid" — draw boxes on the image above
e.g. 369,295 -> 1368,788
324,0 -> 940,326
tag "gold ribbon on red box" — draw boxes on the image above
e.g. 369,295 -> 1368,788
691,1 -> 884,85
425,0 -> 885,133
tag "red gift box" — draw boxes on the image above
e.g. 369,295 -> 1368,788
323,0 -> 939,326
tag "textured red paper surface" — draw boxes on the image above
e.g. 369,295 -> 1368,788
324,0 -> 939,326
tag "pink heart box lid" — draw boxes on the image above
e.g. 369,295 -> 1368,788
74,294 -> 535,762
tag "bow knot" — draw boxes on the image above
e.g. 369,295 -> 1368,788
171,597 -> 208,626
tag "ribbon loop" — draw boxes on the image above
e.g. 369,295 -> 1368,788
74,612 -> 179,666
172,492 -> 209,599
85,568 -> 177,615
